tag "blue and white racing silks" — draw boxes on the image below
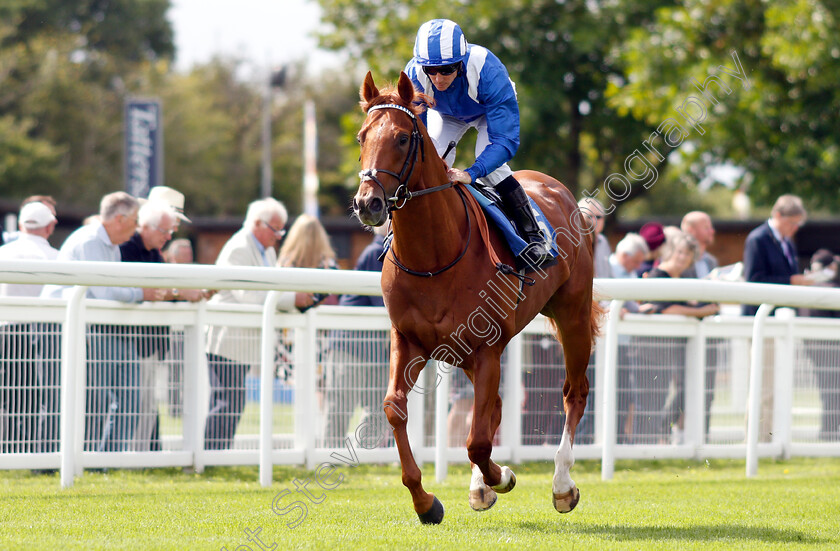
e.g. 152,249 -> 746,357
405,45 -> 520,184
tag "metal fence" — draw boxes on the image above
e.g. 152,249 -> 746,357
0,261 -> 839,488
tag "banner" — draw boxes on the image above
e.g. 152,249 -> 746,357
124,98 -> 163,198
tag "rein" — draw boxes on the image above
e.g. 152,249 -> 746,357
388,184 -> 472,277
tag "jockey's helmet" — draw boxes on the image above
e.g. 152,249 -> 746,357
413,19 -> 468,67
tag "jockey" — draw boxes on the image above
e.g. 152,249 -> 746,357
405,18 -> 552,267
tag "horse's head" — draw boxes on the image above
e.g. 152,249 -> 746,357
353,71 -> 426,227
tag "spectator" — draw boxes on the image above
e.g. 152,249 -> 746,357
42,192 -> 167,452
681,211 -> 718,279
147,186 -> 191,228
204,198 -> 313,450
742,194 -> 811,315
578,197 -> 612,278
637,221 -> 666,276
607,232 -> 649,442
637,231 -> 719,444
799,249 -> 840,441
162,237 -> 197,418
742,194 -> 810,442
119,201 -> 206,451
0,201 -> 58,453
322,224 -> 389,447
680,210 -> 723,440
609,233 -> 649,281
278,213 -> 340,307
1,195 -> 57,244
164,238 -> 194,265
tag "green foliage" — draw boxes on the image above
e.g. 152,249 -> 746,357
608,0 -> 840,212
0,0 -> 175,61
0,115 -> 64,199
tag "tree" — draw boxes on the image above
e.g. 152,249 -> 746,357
608,0 -> 840,212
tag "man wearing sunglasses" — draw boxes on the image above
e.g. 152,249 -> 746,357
405,18 -> 552,266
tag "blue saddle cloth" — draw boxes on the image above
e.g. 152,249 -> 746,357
464,182 -> 559,260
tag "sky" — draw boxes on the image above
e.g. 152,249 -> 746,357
167,0 -> 342,74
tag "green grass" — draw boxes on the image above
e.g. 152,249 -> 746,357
1,458 -> 839,550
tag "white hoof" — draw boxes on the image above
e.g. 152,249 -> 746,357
469,464 -> 498,511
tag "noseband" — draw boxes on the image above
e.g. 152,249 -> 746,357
359,103 -> 456,213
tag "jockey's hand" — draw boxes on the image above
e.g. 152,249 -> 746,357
446,168 -> 472,184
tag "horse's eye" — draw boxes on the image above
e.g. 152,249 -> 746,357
398,134 -> 409,146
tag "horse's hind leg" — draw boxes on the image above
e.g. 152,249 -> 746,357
384,331 -> 443,524
548,297 -> 594,513
468,352 -> 516,511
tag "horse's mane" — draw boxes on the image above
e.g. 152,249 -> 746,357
360,83 -> 435,116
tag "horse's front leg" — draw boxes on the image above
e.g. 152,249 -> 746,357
384,329 -> 443,524
468,350 -> 515,511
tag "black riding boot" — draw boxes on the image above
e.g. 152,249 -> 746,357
496,175 -> 554,268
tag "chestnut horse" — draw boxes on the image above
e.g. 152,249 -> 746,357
353,71 -> 600,524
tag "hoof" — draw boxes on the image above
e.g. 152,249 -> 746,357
418,495 -> 445,525
491,466 -> 516,494
469,486 -> 498,511
553,486 -> 580,513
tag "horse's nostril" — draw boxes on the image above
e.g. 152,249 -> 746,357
352,198 -> 359,212
369,197 -> 384,215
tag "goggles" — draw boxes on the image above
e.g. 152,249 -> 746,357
422,63 -> 460,76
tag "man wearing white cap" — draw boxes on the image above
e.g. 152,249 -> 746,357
0,201 -> 59,453
0,201 -> 59,296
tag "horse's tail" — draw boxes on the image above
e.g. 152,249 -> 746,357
545,296 -> 604,348
590,298 -> 605,342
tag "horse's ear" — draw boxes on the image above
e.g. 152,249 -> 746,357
361,71 -> 379,107
397,71 -> 415,104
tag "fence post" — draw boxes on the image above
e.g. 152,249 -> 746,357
188,301 -> 208,473
684,319 -> 707,453
60,286 -> 87,489
434,365 -> 450,483
774,308 -> 796,459
503,334 -> 523,463
259,292 -> 281,486
747,303 -> 773,477
297,311 -> 319,470
601,299 -> 623,481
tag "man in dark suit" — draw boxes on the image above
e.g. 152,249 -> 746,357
742,194 -> 812,442
742,194 -> 812,316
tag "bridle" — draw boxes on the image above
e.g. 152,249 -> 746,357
358,102 -> 470,277
359,103 -> 458,212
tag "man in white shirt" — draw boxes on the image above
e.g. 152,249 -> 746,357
0,202 -> 59,453
41,192 -> 167,453
204,198 -> 313,449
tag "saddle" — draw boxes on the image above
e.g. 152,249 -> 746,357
466,180 -> 559,271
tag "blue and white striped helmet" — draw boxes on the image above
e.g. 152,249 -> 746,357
413,19 -> 468,66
